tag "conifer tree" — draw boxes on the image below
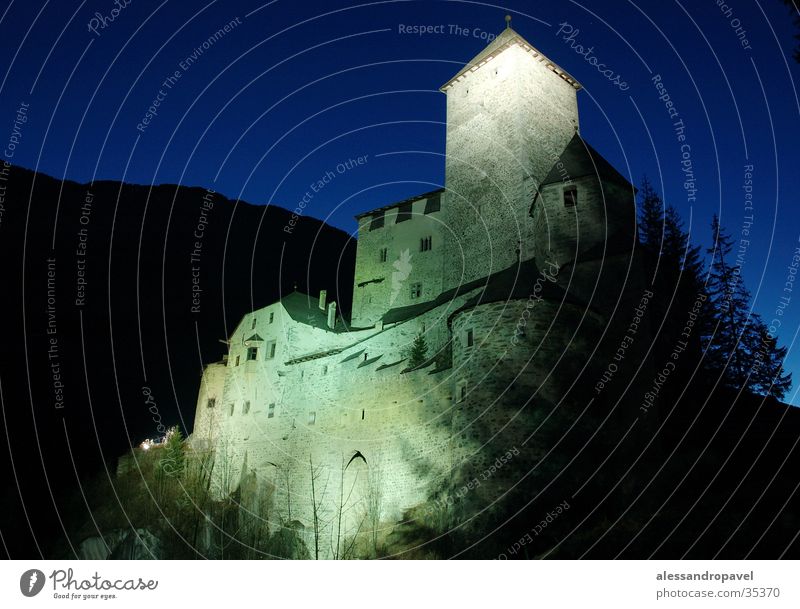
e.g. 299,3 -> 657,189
782,0 -> 800,62
705,215 -> 752,387
747,317 -> 792,399
636,180 -> 671,381
661,205 -> 711,368
663,206 -> 703,278
408,334 -> 428,368
701,215 -> 792,398
637,181 -> 712,399
637,177 -> 665,254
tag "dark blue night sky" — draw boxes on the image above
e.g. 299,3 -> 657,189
2,0 -> 799,399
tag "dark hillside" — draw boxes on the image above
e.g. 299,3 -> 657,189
0,165 -> 355,558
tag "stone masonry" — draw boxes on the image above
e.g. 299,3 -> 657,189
190,23 -> 645,558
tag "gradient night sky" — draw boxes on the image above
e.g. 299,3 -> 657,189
2,0 -> 799,400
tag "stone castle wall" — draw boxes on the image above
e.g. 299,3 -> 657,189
533,177 -> 638,269
192,298 -> 469,556
191,257 -> 645,556
188,29 -> 648,558
352,192 -> 446,327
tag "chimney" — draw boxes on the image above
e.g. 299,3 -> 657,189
318,289 -> 327,311
326,301 -> 337,330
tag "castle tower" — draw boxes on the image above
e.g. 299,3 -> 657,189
441,21 -> 581,290
531,134 -> 638,269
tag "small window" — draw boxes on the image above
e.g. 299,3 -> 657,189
420,236 -> 432,252
251,317 -> 257,330
564,186 -> 578,208
266,341 -> 276,359
269,312 -> 274,324
410,283 -> 422,299
308,411 -> 316,425
323,365 -> 328,375
466,329 -> 474,347
235,355 -> 240,367
396,201 -> 412,223
268,403 -> 275,418
207,398 -> 216,409
456,380 -> 467,403
361,409 -> 365,420
247,347 -> 258,361
229,404 -> 235,416
424,193 -> 441,214
369,211 -> 385,230
243,401 -> 251,414
379,248 -> 388,263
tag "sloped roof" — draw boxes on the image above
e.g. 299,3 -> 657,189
446,259 -> 587,324
539,134 -> 634,189
280,290 -> 347,332
381,258 -> 583,325
354,188 -> 444,220
440,26 -> 581,91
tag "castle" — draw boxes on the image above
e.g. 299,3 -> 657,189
191,22 -> 642,557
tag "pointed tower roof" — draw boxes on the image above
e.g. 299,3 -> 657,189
440,22 -> 582,91
539,134 -> 632,189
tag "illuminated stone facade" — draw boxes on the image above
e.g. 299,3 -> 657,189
191,25 -> 643,557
